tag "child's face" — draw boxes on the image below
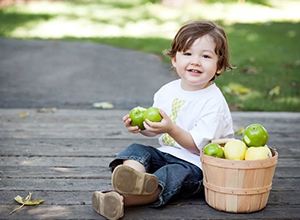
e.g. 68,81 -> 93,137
172,34 -> 221,91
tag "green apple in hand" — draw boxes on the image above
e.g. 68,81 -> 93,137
203,143 -> 224,158
129,106 -> 147,130
143,107 -> 162,123
129,106 -> 162,130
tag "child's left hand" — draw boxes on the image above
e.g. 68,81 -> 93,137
143,109 -> 174,134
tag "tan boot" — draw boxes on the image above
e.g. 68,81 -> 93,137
92,190 -> 124,220
112,165 -> 158,195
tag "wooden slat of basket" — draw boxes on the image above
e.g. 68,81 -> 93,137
203,180 -> 272,195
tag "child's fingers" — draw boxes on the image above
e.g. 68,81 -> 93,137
128,126 -> 140,133
143,119 -> 160,132
159,109 -> 167,118
122,114 -> 130,122
143,119 -> 153,128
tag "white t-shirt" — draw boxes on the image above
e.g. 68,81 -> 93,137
153,79 -> 234,169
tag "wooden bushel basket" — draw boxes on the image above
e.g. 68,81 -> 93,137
200,142 -> 278,213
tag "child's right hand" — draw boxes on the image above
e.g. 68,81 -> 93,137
122,114 -> 140,134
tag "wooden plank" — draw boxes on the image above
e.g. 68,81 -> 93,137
0,166 -> 112,178
0,204 -> 299,220
1,190 -> 298,206
1,109 -> 298,122
0,109 -> 299,139
0,140 -> 298,159
1,178 -> 298,191
0,138 -> 298,154
2,119 -> 299,133
1,166 -> 298,179
0,191 -> 96,205
0,156 -> 113,167
0,156 -> 298,168
0,179 -> 112,191
0,192 -> 199,206
0,139 -> 159,157
0,124 -> 298,140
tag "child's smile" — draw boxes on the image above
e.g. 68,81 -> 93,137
187,68 -> 202,75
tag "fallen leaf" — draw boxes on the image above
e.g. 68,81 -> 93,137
269,86 -> 280,96
283,60 -> 300,67
37,108 -> 57,113
10,192 -> 44,214
93,102 -> 114,109
240,66 -> 257,75
18,112 -> 29,117
235,127 -> 245,135
222,83 -> 251,95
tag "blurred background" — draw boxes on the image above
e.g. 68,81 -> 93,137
0,0 -> 299,111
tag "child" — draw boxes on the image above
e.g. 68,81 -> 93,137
92,20 -> 234,220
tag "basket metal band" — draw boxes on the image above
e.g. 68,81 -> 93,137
203,180 -> 272,195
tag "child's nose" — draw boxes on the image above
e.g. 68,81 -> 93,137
190,56 -> 201,66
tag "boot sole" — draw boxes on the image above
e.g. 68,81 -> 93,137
112,165 -> 158,195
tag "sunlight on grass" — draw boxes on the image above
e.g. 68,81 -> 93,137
2,0 -> 300,39
275,97 -> 300,104
8,1 -> 182,38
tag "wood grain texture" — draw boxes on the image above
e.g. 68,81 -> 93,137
0,109 -> 299,219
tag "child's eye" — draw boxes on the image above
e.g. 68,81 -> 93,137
203,54 -> 211,58
183,52 -> 192,56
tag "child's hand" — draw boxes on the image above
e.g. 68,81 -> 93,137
143,109 -> 174,134
122,114 -> 140,134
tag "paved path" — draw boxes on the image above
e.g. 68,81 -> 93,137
0,37 -> 176,109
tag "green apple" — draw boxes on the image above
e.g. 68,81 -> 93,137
243,124 -> 268,147
143,107 -> 162,122
129,106 -> 147,130
203,143 -> 224,158
224,139 -> 247,160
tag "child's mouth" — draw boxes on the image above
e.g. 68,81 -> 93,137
188,69 -> 202,74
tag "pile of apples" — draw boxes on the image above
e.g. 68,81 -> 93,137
203,124 -> 272,160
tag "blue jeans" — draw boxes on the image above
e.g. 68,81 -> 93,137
109,143 -> 204,207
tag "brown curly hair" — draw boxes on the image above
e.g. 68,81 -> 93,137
164,21 -> 233,80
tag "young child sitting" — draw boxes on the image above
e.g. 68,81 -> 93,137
92,20 -> 234,220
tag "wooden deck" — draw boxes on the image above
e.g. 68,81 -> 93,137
0,109 -> 299,219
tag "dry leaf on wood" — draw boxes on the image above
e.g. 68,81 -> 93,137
18,111 -> 29,117
10,192 -> 44,214
37,108 -> 57,113
93,102 -> 114,109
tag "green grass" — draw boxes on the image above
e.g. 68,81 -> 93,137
0,0 -> 299,111
217,22 -> 300,111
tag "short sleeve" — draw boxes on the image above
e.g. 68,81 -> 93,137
189,111 -> 232,150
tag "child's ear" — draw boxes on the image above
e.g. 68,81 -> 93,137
216,67 -> 223,74
171,57 -> 177,67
